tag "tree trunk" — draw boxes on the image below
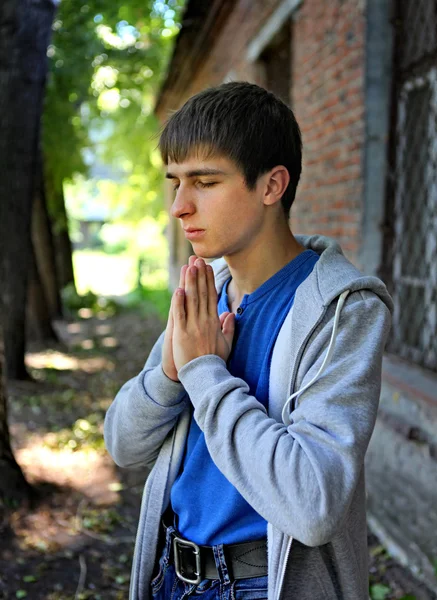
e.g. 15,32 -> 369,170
51,183 -> 77,292
27,242 -> 59,342
45,165 -> 77,293
0,0 -> 57,380
0,325 -> 32,508
32,147 -> 63,320
55,186 -> 76,291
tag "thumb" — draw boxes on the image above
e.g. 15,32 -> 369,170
219,311 -> 229,328
167,293 -> 176,332
222,312 -> 235,347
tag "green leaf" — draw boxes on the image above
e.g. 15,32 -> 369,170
16,592 -> 28,599
370,584 -> 391,600
370,544 -> 387,558
22,575 -> 37,583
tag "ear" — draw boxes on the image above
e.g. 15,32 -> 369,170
262,166 -> 290,208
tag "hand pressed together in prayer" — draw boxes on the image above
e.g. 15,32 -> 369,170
170,255 -> 236,374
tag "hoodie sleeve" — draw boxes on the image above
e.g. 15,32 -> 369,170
104,330 -> 188,470
177,289 -> 392,547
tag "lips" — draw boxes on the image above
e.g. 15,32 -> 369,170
184,228 -> 205,240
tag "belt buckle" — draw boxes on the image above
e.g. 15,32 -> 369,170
173,535 -> 202,585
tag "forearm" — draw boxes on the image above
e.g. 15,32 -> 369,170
104,360 -> 187,470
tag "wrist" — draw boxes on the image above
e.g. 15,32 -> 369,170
162,365 -> 180,383
142,364 -> 185,408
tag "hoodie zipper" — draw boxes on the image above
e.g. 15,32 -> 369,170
275,536 -> 293,600
276,293 -> 349,599
274,311 -> 324,600
275,312 -> 326,600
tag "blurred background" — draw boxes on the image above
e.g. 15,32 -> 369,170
0,1 -> 436,599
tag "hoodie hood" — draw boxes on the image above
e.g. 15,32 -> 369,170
211,234 -> 394,315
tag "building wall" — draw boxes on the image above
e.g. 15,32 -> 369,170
291,0 -> 365,259
156,2 -> 437,586
158,0 -> 367,275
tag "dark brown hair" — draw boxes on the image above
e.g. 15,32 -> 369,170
158,81 -> 302,218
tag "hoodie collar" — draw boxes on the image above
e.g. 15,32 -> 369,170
211,234 -> 393,313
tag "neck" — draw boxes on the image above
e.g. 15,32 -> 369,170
224,217 -> 306,310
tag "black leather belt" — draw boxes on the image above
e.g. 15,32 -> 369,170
161,516 -> 268,585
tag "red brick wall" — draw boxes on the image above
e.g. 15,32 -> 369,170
291,0 -> 365,261
159,0 -> 366,270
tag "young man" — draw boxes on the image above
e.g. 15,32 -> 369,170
104,82 -> 393,600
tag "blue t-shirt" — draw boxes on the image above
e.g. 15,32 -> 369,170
170,249 -> 320,545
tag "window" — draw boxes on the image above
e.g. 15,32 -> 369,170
386,63 -> 437,370
245,1 -> 300,107
257,19 -> 292,106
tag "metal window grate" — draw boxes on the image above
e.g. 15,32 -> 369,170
383,1 -> 437,372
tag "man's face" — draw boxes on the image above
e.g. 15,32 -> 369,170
166,152 -> 266,259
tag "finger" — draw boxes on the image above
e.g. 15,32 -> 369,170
179,256 -> 196,290
206,264 -> 218,317
179,264 -> 188,289
186,265 -> 199,316
194,258 -> 208,315
173,287 -> 186,324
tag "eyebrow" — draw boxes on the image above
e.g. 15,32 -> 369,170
165,168 -> 228,180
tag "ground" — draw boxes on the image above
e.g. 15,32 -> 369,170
0,307 -> 435,600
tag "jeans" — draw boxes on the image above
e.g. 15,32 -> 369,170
151,523 -> 268,599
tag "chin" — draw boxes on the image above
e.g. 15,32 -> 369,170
194,251 -> 221,260
188,243 -> 218,260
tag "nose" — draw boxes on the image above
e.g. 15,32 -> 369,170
170,186 -> 195,220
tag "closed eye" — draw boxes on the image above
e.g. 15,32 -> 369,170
172,181 -> 217,191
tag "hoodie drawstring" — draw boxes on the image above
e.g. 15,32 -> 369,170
281,290 -> 351,426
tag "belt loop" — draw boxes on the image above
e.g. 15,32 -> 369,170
212,543 -> 231,585
163,522 -> 175,563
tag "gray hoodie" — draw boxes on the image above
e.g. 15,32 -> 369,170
104,234 -> 393,600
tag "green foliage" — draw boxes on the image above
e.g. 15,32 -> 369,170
72,212 -> 169,297
62,282 -> 98,310
124,285 -> 171,321
369,584 -> 391,600
43,0 -> 186,228
62,281 -> 120,316
370,545 -> 389,559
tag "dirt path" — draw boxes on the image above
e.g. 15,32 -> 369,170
0,308 -> 435,600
